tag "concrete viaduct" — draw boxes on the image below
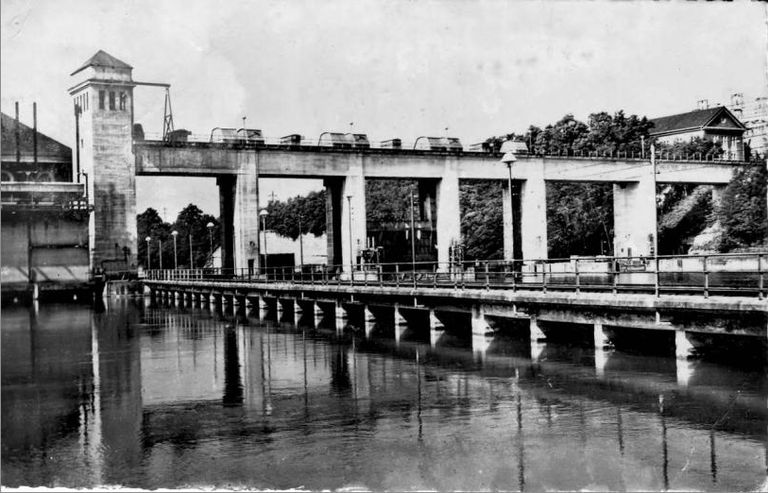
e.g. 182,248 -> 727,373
68,51 -> 738,273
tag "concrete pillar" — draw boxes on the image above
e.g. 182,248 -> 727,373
335,301 -> 347,333
394,304 -> 408,327
675,330 -> 695,360
430,327 -> 445,347
593,323 -> 611,349
472,333 -> 494,361
613,170 -> 656,258
324,162 -> 366,273
364,306 -> 376,338
234,156 -> 260,273
313,301 -> 324,326
429,309 -> 444,331
435,162 -> 461,267
276,298 -> 284,318
294,299 -> 304,315
471,306 -> 493,336
217,176 -> 236,270
530,315 -> 546,361
502,179 -> 514,262
519,162 -> 548,260
68,51 -> 138,270
529,315 -> 546,342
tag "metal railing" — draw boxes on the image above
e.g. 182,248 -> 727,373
143,252 -> 767,299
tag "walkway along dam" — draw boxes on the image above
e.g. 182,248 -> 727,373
143,251 -> 768,383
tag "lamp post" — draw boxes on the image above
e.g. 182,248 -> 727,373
346,195 -> 353,275
189,233 -> 194,269
409,190 -> 417,276
260,209 -> 269,277
171,230 -> 178,270
297,213 -> 304,268
145,236 -> 151,270
501,150 -> 518,266
206,222 -> 214,267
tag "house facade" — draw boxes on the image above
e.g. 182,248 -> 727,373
649,106 -> 747,161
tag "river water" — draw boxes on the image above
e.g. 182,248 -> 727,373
2,299 -> 766,491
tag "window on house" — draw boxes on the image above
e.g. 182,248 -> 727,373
119,92 -> 126,111
99,91 -> 105,110
109,91 -> 116,110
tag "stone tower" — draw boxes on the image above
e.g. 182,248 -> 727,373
68,50 -> 137,270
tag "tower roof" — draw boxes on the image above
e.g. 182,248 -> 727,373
71,50 -> 132,76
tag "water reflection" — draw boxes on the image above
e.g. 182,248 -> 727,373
2,300 -> 766,491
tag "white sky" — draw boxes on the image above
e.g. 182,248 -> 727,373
2,0 -> 766,221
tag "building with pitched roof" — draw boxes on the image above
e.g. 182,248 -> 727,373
649,106 -> 747,161
1,107 -> 91,301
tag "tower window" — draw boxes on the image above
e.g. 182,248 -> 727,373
119,92 -> 126,111
99,91 -> 105,110
109,91 -> 116,110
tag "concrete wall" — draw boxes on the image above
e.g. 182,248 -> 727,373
1,214 -> 90,287
135,144 -> 738,184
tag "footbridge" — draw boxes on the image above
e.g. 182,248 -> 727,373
142,252 -> 768,370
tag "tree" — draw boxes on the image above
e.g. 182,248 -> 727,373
264,190 -> 326,239
546,183 -> 614,258
716,162 -> 767,251
137,205 -> 220,269
460,181 -> 504,260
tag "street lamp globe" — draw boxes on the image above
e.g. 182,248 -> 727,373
206,222 -> 214,230
145,236 -> 151,243
171,230 -> 178,237
501,151 -> 517,165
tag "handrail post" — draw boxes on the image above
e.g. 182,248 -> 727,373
654,255 -> 660,298
702,255 -> 709,299
512,261 -> 517,293
612,259 -> 618,295
759,254 -> 764,300
395,264 -> 400,289
460,262 -> 465,290
484,261 -> 490,290
433,263 -> 437,289
575,257 -> 580,294
379,264 -> 383,287
541,260 -> 547,294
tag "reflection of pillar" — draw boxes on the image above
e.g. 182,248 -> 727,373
471,305 -> 492,336
613,171 -> 656,257
276,298 -> 284,318
594,323 -> 611,349
429,309 -> 445,347
364,306 -> 376,338
217,176 -> 236,270
435,162 -> 461,266
520,163 -> 548,260
313,301 -> 324,327
335,301 -> 347,333
223,326 -> 243,407
675,330 -> 695,360
529,315 -> 545,341
530,315 -> 546,361
676,358 -> 696,387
